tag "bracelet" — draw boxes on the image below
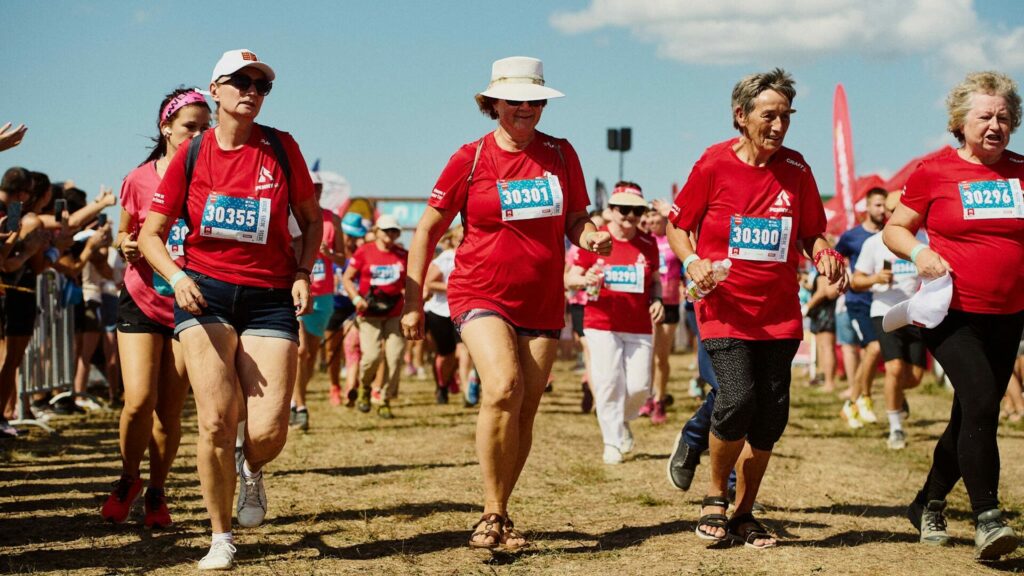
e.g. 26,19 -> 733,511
813,248 -> 844,267
295,267 -> 312,276
682,254 -> 700,271
168,271 -> 187,289
910,244 -> 927,264
352,295 -> 365,305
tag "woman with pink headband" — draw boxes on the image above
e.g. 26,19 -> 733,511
101,87 -> 210,528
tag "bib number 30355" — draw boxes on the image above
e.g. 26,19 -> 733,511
728,215 -> 792,262
497,175 -> 564,222
958,178 -> 1024,220
199,193 -> 271,244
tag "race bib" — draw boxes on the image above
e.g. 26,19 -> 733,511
958,178 -> 1024,220
199,193 -> 271,244
370,263 -> 402,286
728,215 -> 791,262
312,258 -> 327,283
497,175 -> 564,222
892,258 -> 917,279
166,218 -> 188,259
602,263 -> 645,293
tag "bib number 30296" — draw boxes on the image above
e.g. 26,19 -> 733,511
496,175 -> 564,222
959,178 -> 1024,220
199,193 -> 271,244
728,215 -> 792,262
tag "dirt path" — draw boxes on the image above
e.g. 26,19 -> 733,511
2,352 -> 1022,575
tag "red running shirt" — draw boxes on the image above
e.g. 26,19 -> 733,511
429,132 -> 590,330
574,227 -> 660,335
901,147 -> 1024,314
309,210 -> 337,297
150,126 -> 315,289
349,242 -> 408,318
120,162 -> 174,327
669,138 -> 826,340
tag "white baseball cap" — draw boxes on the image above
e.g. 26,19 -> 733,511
375,214 -> 401,231
211,49 -> 276,83
478,57 -> 565,102
882,273 -> 953,332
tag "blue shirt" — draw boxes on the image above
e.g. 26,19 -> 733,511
835,225 -> 877,308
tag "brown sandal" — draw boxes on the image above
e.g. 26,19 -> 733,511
500,517 -> 530,552
469,513 -> 504,549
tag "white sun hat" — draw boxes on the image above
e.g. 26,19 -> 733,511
478,56 -> 565,101
882,273 -> 953,332
375,214 -> 401,231
609,183 -> 647,207
211,49 -> 276,83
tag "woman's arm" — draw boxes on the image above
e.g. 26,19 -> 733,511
401,206 -> 458,340
67,187 -> 117,230
424,261 -> 445,296
566,210 -> 611,254
291,196 -> 323,316
139,211 -> 207,315
802,234 -> 847,291
882,203 -> 951,279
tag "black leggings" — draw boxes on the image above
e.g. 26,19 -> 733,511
917,308 -> 1024,518
705,337 -> 801,451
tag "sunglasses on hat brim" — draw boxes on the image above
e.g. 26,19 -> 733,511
611,204 -> 646,217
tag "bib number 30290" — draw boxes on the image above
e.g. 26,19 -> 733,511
728,215 -> 792,262
199,193 -> 271,244
959,178 -> 1024,220
497,175 -> 564,222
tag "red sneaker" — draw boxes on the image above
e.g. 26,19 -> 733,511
101,474 -> 143,523
144,486 -> 172,528
638,397 -> 655,417
447,373 -> 460,395
329,386 -> 342,406
650,400 -> 667,425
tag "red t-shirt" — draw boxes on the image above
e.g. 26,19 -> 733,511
669,138 -> 826,340
120,162 -> 174,327
901,147 -> 1024,314
309,210 -> 337,297
150,125 -> 315,289
349,242 -> 407,317
429,132 -> 590,330
574,227 -> 660,334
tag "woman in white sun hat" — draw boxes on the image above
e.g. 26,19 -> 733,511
401,56 -> 611,552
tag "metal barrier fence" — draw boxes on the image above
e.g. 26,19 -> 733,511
11,269 -> 76,433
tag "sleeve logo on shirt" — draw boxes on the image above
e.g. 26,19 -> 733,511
153,191 -> 165,205
669,204 -> 680,218
785,158 -> 807,172
431,188 -> 446,201
256,166 -> 278,191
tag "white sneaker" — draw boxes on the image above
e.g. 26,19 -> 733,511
841,400 -> 864,430
687,378 -> 703,398
887,429 -> 907,450
75,398 -> 103,411
236,464 -> 267,528
198,540 -> 236,570
856,396 -> 878,424
620,423 -> 635,454
603,444 -> 623,465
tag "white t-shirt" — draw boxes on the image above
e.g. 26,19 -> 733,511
422,249 -> 456,318
855,233 -> 922,317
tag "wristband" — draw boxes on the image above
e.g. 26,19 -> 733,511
168,271 -> 187,289
352,295 -> 365,305
910,244 -> 927,264
682,254 -> 700,271
813,248 -> 844,267
295,267 -> 312,276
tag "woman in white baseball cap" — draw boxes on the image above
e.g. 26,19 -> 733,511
401,56 -> 611,552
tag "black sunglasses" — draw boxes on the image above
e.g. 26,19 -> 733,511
219,74 -> 273,96
612,204 -> 646,217
503,99 -> 547,108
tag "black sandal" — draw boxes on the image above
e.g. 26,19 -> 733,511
726,512 -> 776,549
469,513 -> 505,550
695,496 -> 729,541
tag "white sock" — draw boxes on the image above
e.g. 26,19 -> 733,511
887,410 -> 903,432
242,461 -> 260,478
235,420 -> 245,449
211,531 -> 233,545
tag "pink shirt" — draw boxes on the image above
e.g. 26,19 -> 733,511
656,234 -> 681,305
120,162 -> 174,327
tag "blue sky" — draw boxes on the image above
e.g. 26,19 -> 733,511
4,0 -> 1024,214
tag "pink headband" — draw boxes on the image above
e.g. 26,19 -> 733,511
613,185 -> 643,198
160,91 -> 206,124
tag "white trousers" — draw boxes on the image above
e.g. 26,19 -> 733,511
584,328 -> 653,449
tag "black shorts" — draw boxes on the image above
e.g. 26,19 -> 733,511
425,311 -> 460,355
569,303 -> 585,337
326,300 -> 357,332
116,288 -> 174,338
3,274 -> 37,337
74,300 -> 102,334
871,317 -> 926,367
661,303 -> 681,325
808,301 -> 836,334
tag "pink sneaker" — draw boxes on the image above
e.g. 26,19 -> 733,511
650,400 -> 667,425
638,397 -> 655,417
329,386 -> 342,406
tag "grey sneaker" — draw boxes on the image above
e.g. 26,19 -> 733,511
198,540 -> 236,570
907,499 -> 951,546
667,431 -> 701,491
887,429 -> 907,450
975,508 -> 1019,560
292,409 -> 309,431
236,464 -> 267,528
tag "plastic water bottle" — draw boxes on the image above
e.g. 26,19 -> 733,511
686,258 -> 732,301
585,259 -> 605,302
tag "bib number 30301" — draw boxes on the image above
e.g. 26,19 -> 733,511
497,175 -> 564,222
728,215 -> 792,262
199,193 -> 271,244
959,178 -> 1024,220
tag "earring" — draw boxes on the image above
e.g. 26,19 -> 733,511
163,130 -> 171,138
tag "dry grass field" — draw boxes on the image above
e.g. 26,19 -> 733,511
4,350 -> 1024,575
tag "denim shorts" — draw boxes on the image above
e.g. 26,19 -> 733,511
173,270 -> 299,343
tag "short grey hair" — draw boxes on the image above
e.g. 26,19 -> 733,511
731,68 -> 796,132
946,71 -> 1021,144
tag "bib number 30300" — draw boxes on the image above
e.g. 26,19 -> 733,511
199,193 -> 271,244
728,215 -> 792,262
958,178 -> 1024,220
496,175 -> 564,222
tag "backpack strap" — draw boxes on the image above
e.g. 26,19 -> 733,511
184,131 -> 204,193
459,138 -> 486,228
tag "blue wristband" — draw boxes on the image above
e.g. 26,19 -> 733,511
168,271 -> 187,289
910,244 -> 927,264
683,254 -> 700,271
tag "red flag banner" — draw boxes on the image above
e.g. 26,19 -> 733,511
830,84 -> 856,236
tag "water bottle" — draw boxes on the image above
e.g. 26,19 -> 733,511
686,258 -> 732,301
585,259 -> 605,302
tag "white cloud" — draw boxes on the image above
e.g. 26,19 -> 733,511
550,0 -> 1024,76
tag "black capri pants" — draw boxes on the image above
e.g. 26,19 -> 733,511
425,311 -> 460,356
705,337 -> 801,451
918,308 -> 1024,518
